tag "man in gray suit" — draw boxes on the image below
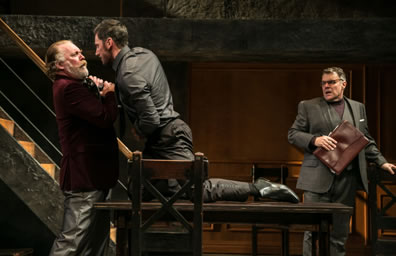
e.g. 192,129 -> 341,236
288,67 -> 395,256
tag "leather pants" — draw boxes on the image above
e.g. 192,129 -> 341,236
142,119 -> 252,203
48,190 -> 110,256
143,178 -> 252,203
203,178 -> 251,202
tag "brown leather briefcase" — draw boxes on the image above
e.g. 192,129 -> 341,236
313,120 -> 369,175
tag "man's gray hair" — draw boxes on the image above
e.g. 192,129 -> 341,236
45,40 -> 70,80
323,67 -> 346,82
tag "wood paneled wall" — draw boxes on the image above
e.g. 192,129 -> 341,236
189,63 -> 396,255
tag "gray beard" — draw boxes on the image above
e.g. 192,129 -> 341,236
65,65 -> 89,80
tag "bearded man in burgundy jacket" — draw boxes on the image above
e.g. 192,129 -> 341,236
45,40 -> 118,256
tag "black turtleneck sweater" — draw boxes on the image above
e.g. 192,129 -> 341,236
328,99 -> 345,118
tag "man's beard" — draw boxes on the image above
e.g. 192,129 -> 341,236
102,54 -> 111,67
65,61 -> 89,80
100,49 -> 113,67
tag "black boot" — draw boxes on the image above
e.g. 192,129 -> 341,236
253,178 -> 299,203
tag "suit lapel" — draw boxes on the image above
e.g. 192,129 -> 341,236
344,97 -> 359,127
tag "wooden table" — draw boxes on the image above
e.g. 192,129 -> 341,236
95,200 -> 353,256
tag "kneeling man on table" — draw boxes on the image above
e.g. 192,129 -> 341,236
93,19 -> 299,204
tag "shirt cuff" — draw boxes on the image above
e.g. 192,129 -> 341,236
309,136 -> 318,151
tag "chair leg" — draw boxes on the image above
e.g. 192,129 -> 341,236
252,225 -> 258,256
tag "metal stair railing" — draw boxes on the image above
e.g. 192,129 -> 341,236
0,57 -> 62,166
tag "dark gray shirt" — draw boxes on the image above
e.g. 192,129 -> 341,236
112,46 -> 179,137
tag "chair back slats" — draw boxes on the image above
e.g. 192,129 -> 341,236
128,151 -> 205,256
142,159 -> 194,179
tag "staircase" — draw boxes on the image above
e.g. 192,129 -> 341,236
0,106 -> 64,255
0,106 -> 117,255
0,107 -> 58,179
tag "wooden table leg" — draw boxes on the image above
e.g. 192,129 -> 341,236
312,231 -> 317,256
281,229 -> 289,256
318,218 -> 330,256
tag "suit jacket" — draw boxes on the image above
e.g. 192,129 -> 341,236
288,96 -> 386,193
53,75 -> 119,191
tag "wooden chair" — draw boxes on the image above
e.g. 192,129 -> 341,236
251,164 -> 289,256
368,163 -> 396,256
128,151 -> 206,256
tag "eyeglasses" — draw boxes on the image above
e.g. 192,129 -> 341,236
320,79 -> 343,86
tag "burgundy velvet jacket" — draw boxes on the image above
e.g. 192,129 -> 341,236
52,75 -> 119,191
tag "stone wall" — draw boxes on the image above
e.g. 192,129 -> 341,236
1,15 -> 396,63
166,0 -> 396,19
3,0 -> 396,19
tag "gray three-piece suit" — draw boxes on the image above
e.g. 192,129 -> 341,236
288,96 -> 387,256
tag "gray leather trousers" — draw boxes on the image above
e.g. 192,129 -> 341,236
203,178 -> 251,202
48,190 -> 110,256
143,178 -> 252,203
143,119 -> 253,203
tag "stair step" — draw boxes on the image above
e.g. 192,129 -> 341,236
17,140 -> 35,157
40,163 -> 55,179
0,118 -> 14,136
